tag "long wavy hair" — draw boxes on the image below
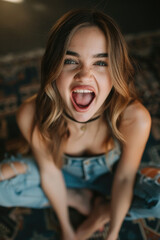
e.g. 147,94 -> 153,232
35,9 -> 137,167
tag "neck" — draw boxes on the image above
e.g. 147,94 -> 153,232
64,112 -> 101,124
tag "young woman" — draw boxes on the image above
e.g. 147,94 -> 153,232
0,9 -> 159,240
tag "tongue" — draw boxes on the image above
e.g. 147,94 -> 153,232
72,92 -> 94,107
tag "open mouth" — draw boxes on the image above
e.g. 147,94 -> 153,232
71,88 -> 95,111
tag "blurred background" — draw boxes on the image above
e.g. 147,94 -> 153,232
0,0 -> 160,55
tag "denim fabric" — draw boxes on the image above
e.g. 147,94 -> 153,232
0,152 -> 160,219
62,154 -> 114,195
0,155 -> 49,208
127,171 -> 160,219
63,154 -> 109,180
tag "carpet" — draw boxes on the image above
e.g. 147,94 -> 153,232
0,30 -> 160,240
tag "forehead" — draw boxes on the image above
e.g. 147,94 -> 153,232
68,26 -> 108,53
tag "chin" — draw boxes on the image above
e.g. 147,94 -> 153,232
65,101 -> 100,123
72,110 -> 97,123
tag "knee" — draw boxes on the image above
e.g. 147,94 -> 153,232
0,161 -> 28,181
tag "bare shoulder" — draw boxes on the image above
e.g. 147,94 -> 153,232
121,100 -> 151,128
16,95 -> 36,142
120,100 -> 151,141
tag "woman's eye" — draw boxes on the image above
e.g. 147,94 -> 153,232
64,59 -> 78,65
94,61 -> 108,66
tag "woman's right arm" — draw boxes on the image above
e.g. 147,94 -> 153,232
16,99 -> 75,240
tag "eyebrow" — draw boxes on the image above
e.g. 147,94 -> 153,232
66,50 -> 108,58
93,53 -> 108,58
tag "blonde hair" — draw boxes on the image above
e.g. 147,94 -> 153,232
35,9 -> 137,166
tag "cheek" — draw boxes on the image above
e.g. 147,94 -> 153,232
55,80 -> 65,101
56,73 -> 66,92
98,71 -> 113,92
56,74 -> 71,104
108,78 -> 113,90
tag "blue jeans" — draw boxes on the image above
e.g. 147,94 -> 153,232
0,154 -> 159,220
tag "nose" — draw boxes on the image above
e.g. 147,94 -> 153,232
74,65 -> 93,82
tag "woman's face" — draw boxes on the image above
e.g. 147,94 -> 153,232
56,26 -> 113,122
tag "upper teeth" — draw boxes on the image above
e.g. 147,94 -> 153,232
73,90 -> 93,93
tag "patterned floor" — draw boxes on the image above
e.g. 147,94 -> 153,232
0,207 -> 160,240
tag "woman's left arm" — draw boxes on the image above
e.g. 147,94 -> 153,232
107,101 -> 151,240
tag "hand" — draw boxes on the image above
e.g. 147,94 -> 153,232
76,196 -> 111,240
105,230 -> 119,240
62,231 -> 78,240
61,225 -> 77,240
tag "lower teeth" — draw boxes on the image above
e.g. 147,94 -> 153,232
77,104 -> 90,108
